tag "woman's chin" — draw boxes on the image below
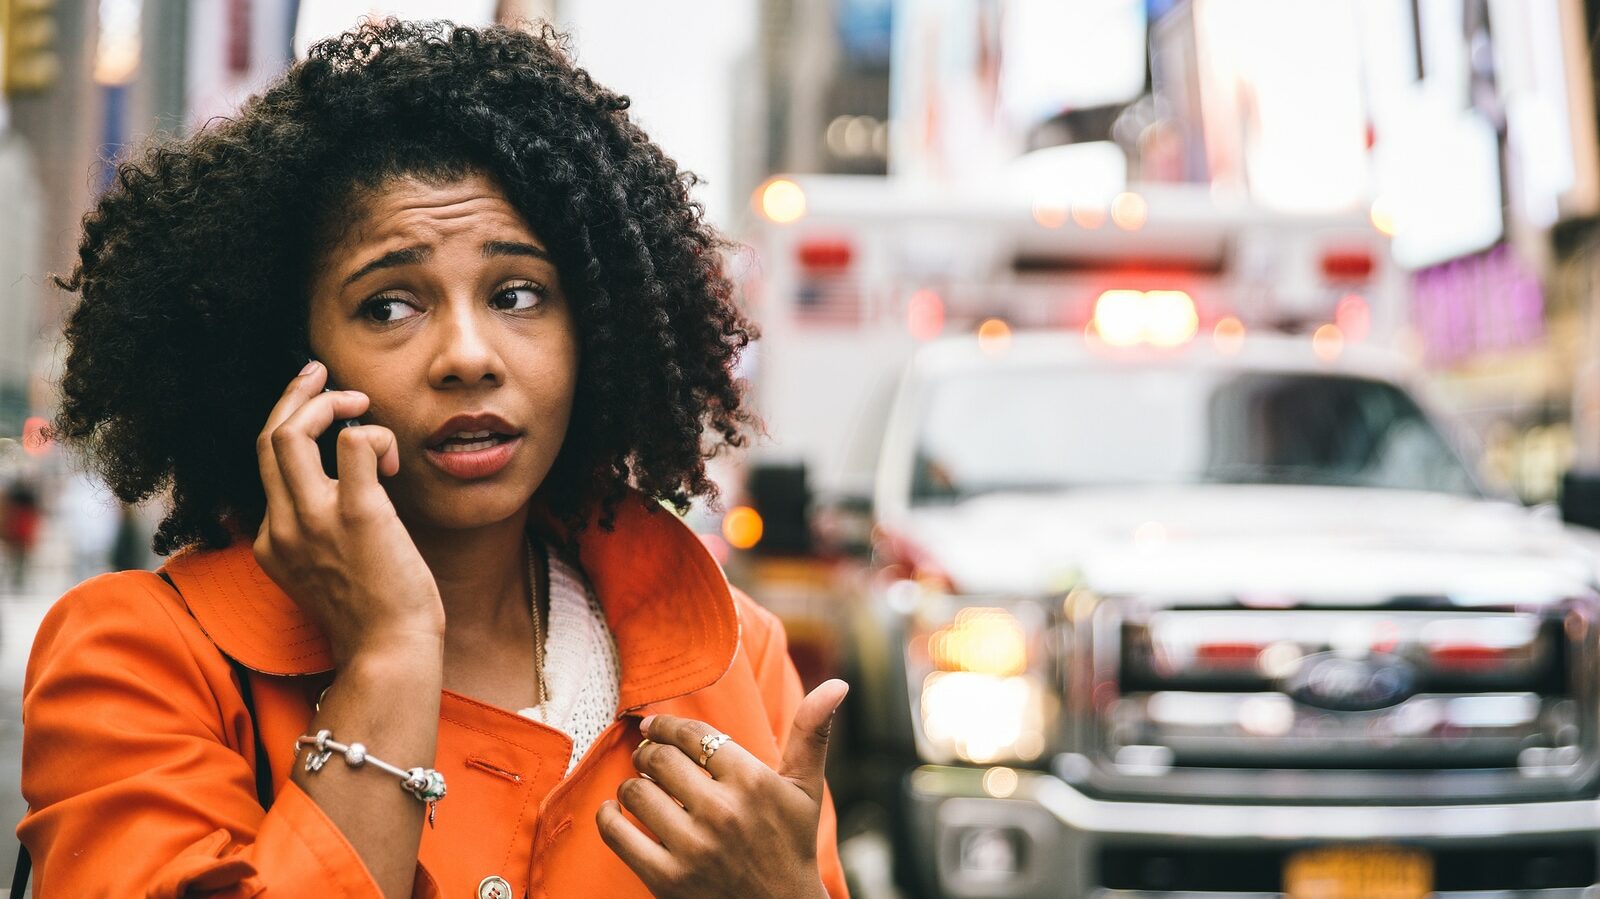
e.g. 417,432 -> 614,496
392,483 -> 538,533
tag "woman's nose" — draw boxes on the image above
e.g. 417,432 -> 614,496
429,304 -> 504,387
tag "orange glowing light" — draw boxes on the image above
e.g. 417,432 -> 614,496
21,416 -> 51,457
1031,199 -> 1068,229
1071,202 -> 1106,229
977,318 -> 1012,355
1111,192 -> 1148,230
907,289 -> 946,341
1370,197 -> 1398,237
1313,324 -> 1346,361
757,178 -> 806,224
1143,290 -> 1198,347
722,506 -> 765,550
929,607 -> 1028,676
1093,290 -> 1145,347
1093,290 -> 1197,348
1335,294 -> 1371,342
1213,316 -> 1246,354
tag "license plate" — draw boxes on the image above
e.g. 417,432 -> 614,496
1284,844 -> 1432,899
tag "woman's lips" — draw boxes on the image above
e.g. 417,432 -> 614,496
424,435 -> 522,480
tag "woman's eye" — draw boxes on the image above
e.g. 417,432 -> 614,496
360,297 -> 420,323
491,283 -> 545,312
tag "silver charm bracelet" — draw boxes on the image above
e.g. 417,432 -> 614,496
294,728 -> 447,827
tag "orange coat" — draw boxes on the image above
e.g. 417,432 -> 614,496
19,495 -> 850,898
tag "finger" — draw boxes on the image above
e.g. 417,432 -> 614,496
274,390 -> 371,508
335,424 -> 401,497
780,679 -> 849,803
597,800 -> 678,888
615,778 -> 696,853
641,714 -> 761,782
633,739 -> 717,813
257,361 -> 328,514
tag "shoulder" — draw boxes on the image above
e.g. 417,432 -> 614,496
26,566 -> 228,697
730,585 -> 787,660
37,568 -> 192,641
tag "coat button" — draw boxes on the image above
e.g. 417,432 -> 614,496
478,875 -> 513,899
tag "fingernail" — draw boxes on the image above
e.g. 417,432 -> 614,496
300,360 -> 320,376
640,715 -> 655,736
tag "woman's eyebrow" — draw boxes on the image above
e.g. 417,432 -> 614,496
483,240 -> 551,261
343,246 -> 431,287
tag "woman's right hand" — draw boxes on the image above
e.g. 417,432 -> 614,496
253,360 -> 445,666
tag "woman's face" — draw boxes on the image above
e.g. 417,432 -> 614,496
306,172 -> 579,531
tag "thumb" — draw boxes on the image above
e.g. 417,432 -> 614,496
780,679 -> 849,803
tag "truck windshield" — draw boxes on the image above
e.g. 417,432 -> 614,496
913,367 -> 1479,503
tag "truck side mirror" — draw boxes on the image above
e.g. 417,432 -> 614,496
1559,469 -> 1600,530
747,463 -> 813,554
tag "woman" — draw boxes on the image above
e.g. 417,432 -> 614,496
20,20 -> 850,899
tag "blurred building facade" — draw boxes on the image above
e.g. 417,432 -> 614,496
5,0 -> 1600,507
754,0 -> 1600,504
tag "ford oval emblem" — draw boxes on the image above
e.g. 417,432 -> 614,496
1286,653 -> 1415,712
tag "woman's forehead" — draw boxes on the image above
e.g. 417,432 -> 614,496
342,175 -> 538,243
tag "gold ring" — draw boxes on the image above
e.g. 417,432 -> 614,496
635,738 -> 655,780
697,733 -> 731,768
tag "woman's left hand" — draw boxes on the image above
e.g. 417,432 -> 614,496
598,680 -> 850,899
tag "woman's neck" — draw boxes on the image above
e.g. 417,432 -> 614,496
406,509 -> 535,639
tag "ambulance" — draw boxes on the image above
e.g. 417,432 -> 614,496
719,176 -> 1600,898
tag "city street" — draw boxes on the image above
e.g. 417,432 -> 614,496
0,590 -> 48,893
0,523 -> 76,893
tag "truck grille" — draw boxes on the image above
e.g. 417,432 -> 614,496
1097,843 -> 1598,893
1067,596 -> 1600,801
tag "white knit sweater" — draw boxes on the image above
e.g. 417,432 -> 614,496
515,552 -> 622,775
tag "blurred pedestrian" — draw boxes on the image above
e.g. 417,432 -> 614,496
0,478 -> 40,591
109,503 -> 151,573
18,19 -> 847,899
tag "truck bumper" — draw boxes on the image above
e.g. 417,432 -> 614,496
903,764 -> 1600,899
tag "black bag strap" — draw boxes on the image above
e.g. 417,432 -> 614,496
12,571 -> 277,895
11,833 -> 29,898
157,570 -> 276,811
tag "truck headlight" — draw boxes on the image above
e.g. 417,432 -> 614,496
904,592 -> 1059,765
921,671 -> 1050,763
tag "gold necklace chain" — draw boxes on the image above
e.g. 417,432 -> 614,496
526,536 -> 546,716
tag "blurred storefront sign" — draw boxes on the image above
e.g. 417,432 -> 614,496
1187,0 -> 1369,213
836,0 -> 893,66
1376,109 -> 1504,271
93,0 -> 140,86
1412,243 -> 1544,366
2,0 -> 62,95
0,122 -> 42,439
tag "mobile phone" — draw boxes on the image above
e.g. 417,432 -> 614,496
308,357 -> 363,478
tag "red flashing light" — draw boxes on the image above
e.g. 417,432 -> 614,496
1429,644 -> 1508,672
1195,642 -> 1262,668
796,237 -> 854,272
1321,249 -> 1375,281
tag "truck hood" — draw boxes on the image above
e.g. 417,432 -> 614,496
887,485 -> 1600,604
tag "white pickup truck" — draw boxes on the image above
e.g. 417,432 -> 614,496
835,330 -> 1600,899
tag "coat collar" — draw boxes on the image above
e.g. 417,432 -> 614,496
161,493 -> 739,712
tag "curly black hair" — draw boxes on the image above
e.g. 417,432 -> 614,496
52,19 -> 756,555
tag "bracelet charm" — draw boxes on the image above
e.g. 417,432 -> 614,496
295,728 -> 446,827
